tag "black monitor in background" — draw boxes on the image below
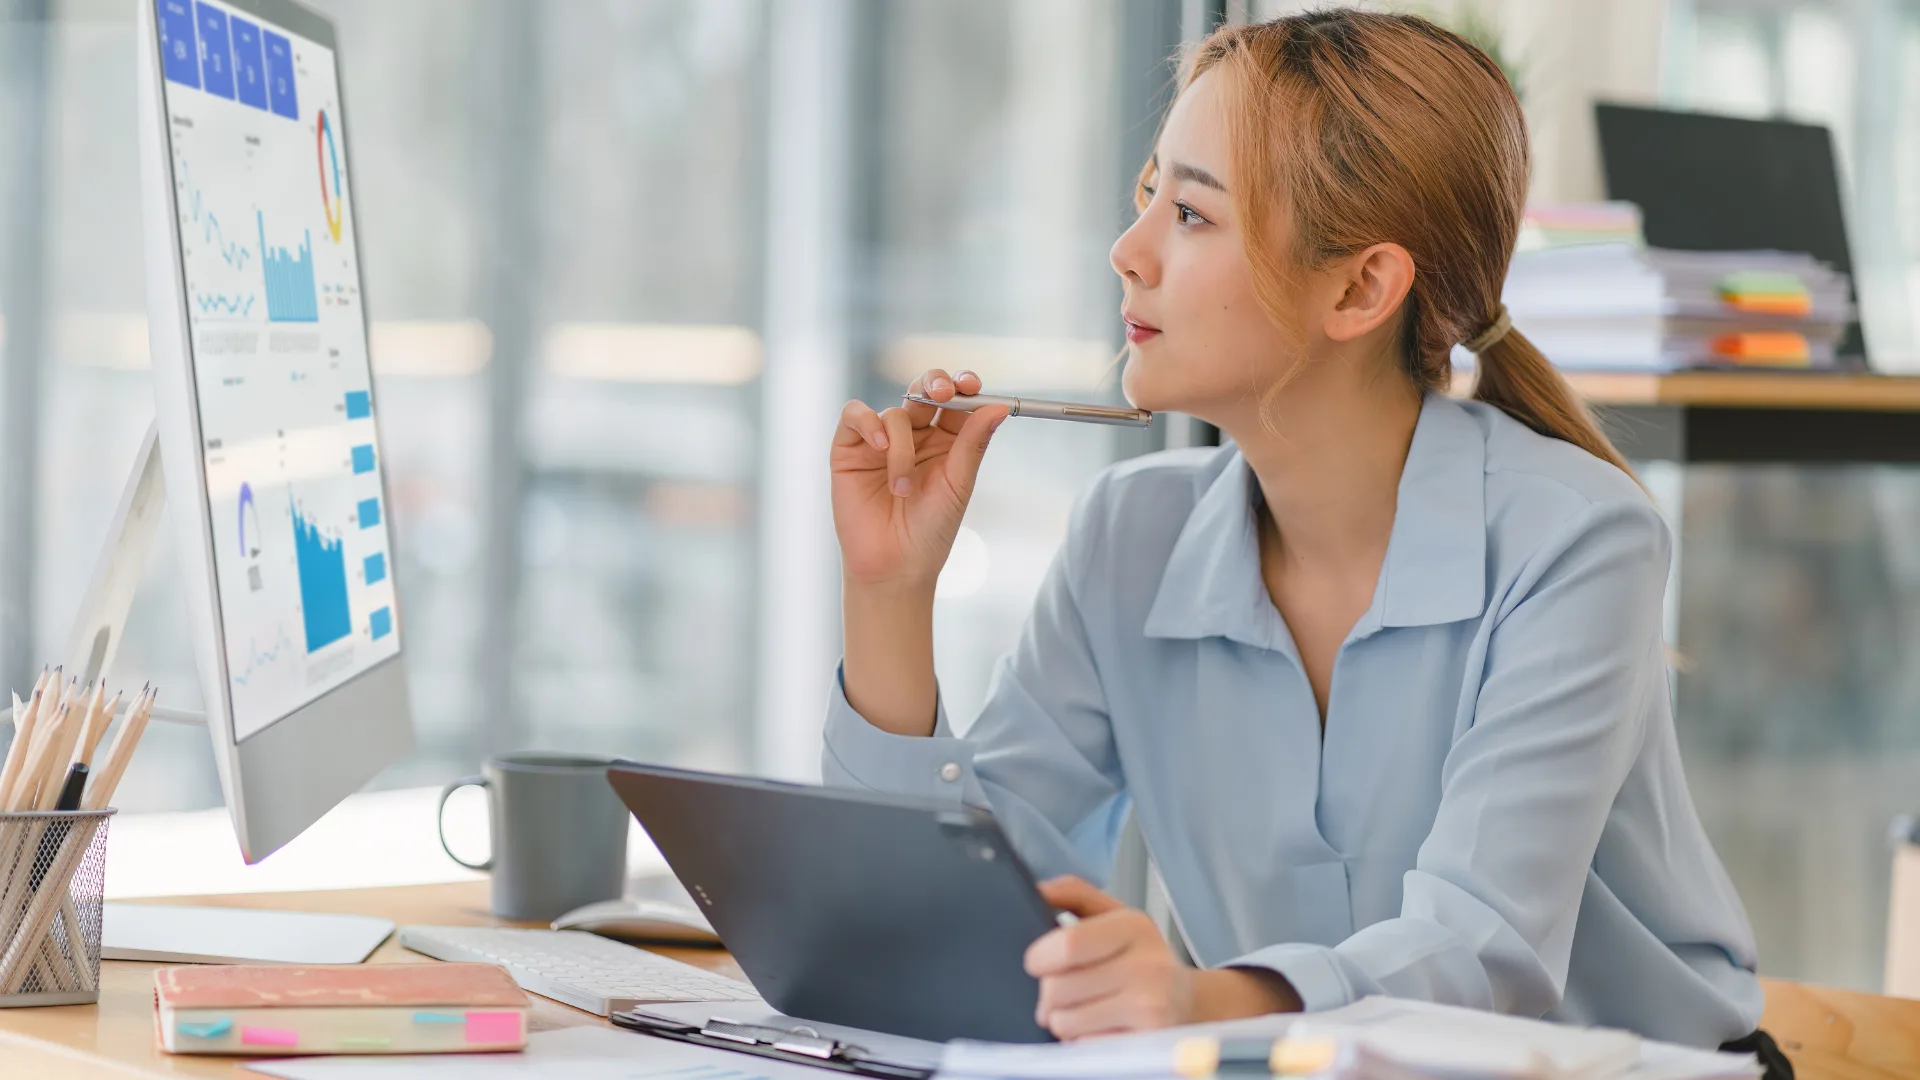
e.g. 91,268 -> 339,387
1593,101 -> 1867,365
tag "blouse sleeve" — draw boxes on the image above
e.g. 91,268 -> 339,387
822,480 -> 1131,884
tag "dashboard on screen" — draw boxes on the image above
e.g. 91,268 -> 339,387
152,0 -> 399,742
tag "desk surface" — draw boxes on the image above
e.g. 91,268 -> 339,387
0,881 -> 1914,1079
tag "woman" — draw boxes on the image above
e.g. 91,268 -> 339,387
824,9 -> 1769,1057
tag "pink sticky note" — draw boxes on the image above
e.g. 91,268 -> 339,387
464,1011 -> 522,1045
239,1026 -> 300,1048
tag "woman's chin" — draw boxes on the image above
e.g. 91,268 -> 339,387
1119,359 -> 1186,416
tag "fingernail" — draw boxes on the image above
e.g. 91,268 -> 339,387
892,477 -> 910,497
871,430 -> 889,449
931,377 -> 952,394
956,370 -> 976,383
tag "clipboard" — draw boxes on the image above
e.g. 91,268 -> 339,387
611,1008 -> 936,1079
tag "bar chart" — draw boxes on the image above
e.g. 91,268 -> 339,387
257,210 -> 318,322
290,498 -> 352,652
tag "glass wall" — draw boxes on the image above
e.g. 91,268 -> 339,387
516,0 -> 766,772
1662,0 -> 1920,992
857,0 -> 1155,726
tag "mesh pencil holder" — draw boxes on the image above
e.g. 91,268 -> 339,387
0,809 -> 114,1007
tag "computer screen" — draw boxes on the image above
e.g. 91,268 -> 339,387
152,0 -> 398,742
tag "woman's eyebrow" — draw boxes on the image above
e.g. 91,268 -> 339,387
1166,160 -> 1228,193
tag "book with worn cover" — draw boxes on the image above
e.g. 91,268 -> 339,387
154,962 -> 529,1056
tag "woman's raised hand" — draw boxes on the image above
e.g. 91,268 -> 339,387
831,368 -> 1009,589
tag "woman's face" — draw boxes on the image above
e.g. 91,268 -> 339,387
1110,72 -> 1305,420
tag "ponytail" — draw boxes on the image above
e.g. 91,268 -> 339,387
1470,327 -> 1634,478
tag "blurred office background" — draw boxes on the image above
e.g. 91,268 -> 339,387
2,0 -> 1919,992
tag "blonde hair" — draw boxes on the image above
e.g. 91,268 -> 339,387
1143,10 -> 1629,475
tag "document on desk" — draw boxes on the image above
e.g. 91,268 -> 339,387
937,997 -> 1761,1080
241,1024 -> 833,1079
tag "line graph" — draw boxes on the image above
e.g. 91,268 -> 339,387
194,291 -> 256,318
178,160 -> 254,274
230,625 -> 297,686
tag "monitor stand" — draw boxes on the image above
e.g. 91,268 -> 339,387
53,422 -> 394,965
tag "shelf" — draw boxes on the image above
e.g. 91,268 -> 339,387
1463,371 -> 1920,464
1567,371 -> 1920,413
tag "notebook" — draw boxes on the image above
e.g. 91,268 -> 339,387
154,962 -> 529,1056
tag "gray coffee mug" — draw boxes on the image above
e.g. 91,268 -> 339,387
436,752 -> 628,921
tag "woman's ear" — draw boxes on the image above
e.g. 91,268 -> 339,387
1323,242 -> 1415,344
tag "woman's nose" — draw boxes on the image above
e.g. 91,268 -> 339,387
1109,211 -> 1159,288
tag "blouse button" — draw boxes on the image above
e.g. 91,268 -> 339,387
939,762 -> 961,783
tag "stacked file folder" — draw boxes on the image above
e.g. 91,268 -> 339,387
1500,205 -> 1854,372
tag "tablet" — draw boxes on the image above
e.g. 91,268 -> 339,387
606,762 -> 1058,1043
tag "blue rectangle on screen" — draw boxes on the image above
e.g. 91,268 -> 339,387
369,607 -> 392,640
263,30 -> 298,119
351,445 -> 375,475
344,390 -> 371,419
156,0 -> 199,88
357,498 -> 381,529
363,552 -> 386,586
229,14 -> 267,110
194,3 -> 234,99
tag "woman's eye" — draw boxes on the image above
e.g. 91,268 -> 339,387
1139,183 -> 1157,202
1175,201 -> 1208,226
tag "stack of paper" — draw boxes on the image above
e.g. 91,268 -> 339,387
1517,202 -> 1644,252
1501,242 -> 1854,371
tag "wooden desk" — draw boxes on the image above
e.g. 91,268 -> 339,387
0,881 -> 1913,1078
1564,371 -> 1920,464
1759,978 -> 1920,1080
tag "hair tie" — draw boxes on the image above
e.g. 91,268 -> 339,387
1464,305 -> 1513,354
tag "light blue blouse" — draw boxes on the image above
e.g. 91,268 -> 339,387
822,392 -> 1763,1047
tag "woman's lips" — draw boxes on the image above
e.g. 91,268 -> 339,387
1123,317 -> 1161,344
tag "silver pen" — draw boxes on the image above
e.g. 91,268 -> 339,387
905,393 -> 1152,428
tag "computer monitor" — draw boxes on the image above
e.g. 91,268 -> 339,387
1594,102 -> 1868,364
132,0 -> 412,862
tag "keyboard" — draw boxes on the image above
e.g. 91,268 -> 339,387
399,925 -> 761,1016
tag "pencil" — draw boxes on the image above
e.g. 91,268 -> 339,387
0,669 -> 51,792
74,689 -> 118,769
84,686 -> 154,812
1,688 -> 59,811
0,681 -> 46,808
34,685 -> 87,812
0,694 -> 16,796
9,698 -> 64,812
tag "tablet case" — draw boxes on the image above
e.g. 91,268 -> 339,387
607,762 -> 1059,1043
